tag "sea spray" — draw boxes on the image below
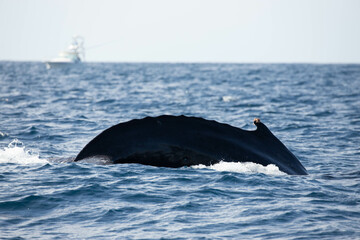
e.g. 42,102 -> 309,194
193,161 -> 286,175
0,139 -> 47,164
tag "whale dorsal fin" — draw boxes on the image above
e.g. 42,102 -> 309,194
253,118 -> 274,137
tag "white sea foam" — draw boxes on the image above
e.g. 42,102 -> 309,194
0,139 -> 48,164
222,96 -> 234,102
193,161 -> 286,175
0,131 -> 7,137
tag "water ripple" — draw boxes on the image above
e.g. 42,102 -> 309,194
0,62 -> 359,239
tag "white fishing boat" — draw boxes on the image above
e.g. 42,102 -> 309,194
45,36 -> 84,69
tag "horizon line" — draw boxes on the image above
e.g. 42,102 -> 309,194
1,59 -> 360,65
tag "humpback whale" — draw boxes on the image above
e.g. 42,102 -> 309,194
75,115 -> 307,175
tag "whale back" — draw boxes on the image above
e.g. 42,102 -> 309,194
75,115 -> 307,175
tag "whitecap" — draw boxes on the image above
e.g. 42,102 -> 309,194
0,131 -> 7,137
222,96 -> 233,102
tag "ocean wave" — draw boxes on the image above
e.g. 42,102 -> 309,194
0,139 -> 48,164
192,161 -> 286,175
0,131 -> 8,137
221,95 -> 234,102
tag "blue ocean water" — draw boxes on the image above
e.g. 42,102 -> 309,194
0,62 -> 359,239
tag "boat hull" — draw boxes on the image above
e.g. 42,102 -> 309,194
45,61 -> 80,69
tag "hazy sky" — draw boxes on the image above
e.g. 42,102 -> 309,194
1,0 -> 360,63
